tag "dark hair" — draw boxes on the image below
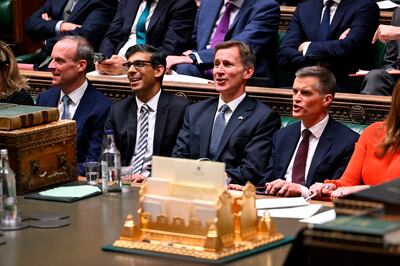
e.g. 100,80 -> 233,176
214,40 -> 256,69
0,40 -> 29,98
125,44 -> 166,81
58,36 -> 95,73
295,66 -> 336,97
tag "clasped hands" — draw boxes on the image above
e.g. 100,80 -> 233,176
41,13 -> 81,32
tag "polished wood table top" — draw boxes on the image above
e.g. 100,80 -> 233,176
0,187 -> 307,266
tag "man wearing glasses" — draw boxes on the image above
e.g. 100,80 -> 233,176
104,44 -> 189,183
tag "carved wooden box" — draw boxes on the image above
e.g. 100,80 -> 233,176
0,120 -> 77,195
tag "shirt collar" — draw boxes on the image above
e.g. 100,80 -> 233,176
300,114 -> 329,139
224,0 -> 243,8
217,92 -> 246,113
324,0 -> 341,6
135,89 -> 161,112
59,79 -> 88,105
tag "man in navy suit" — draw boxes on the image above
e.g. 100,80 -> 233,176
278,0 -> 379,92
259,66 -> 359,197
25,0 -> 117,63
96,0 -> 197,75
36,36 -> 112,175
166,0 -> 279,83
172,41 -> 281,185
105,44 -> 188,183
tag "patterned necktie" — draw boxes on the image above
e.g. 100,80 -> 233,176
318,0 -> 333,41
131,104 -> 150,174
292,129 -> 312,186
136,0 -> 153,44
210,2 -> 235,48
61,95 -> 72,119
209,104 -> 230,159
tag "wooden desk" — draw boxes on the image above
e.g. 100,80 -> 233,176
0,188 -> 305,266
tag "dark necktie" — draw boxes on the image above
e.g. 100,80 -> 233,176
318,0 -> 334,41
210,2 -> 235,48
131,104 -> 150,174
136,0 -> 152,45
292,129 -> 312,186
61,95 -> 72,119
209,104 -> 230,159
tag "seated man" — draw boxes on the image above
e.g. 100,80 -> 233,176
36,36 -> 112,175
96,0 -> 197,75
259,66 -> 359,197
361,7 -> 400,96
105,44 -> 189,183
25,0 -> 117,67
172,41 -> 281,185
166,0 -> 279,83
278,0 -> 379,92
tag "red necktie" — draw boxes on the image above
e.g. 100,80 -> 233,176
292,129 -> 312,186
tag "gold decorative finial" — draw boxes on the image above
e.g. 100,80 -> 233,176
120,214 -> 142,241
204,222 -> 223,252
258,210 -> 276,235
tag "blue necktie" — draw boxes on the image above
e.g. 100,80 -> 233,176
136,0 -> 152,44
130,104 -> 150,174
209,104 -> 230,159
318,0 -> 333,41
61,95 -> 72,119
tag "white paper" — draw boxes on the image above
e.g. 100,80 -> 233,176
86,70 -> 126,78
39,185 -> 101,198
300,209 -> 336,224
256,197 -> 309,209
257,204 -> 322,219
377,1 -> 398,9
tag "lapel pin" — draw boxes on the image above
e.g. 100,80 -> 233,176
238,116 -> 244,120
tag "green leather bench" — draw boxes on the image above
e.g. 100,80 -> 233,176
281,117 -> 366,134
0,0 -> 12,38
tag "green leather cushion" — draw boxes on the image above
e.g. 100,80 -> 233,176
280,117 -> 366,134
0,0 -> 12,29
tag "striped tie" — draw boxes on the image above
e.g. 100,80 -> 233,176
209,104 -> 230,159
131,104 -> 150,174
61,95 -> 72,119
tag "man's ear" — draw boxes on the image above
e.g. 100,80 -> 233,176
322,93 -> 333,107
77,60 -> 87,73
243,66 -> 254,81
154,64 -> 165,78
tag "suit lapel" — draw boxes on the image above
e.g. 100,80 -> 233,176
126,0 -> 142,33
153,92 -> 169,155
147,0 -> 168,33
309,0 -> 325,40
67,0 -> 88,21
72,84 -> 96,134
213,96 -> 252,160
306,117 -> 335,187
282,124 -> 301,176
329,0 -> 350,35
229,0 -> 254,33
126,98 -> 138,162
56,0 -> 69,17
198,0 -> 224,49
200,100 -> 218,158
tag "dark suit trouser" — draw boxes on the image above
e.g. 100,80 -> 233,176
361,69 -> 397,96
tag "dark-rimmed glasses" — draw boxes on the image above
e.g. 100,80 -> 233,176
122,60 -> 154,71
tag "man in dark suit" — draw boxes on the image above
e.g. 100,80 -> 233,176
166,0 -> 279,83
36,36 -> 112,175
361,7 -> 400,96
25,0 -> 117,64
105,44 -> 188,183
96,0 -> 197,75
172,41 -> 281,185
259,66 -> 359,197
278,0 -> 379,92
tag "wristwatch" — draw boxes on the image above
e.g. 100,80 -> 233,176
188,53 -> 198,65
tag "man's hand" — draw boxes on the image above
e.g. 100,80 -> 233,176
95,55 -> 126,75
372,25 -> 400,43
265,179 -> 302,197
60,22 -> 81,32
339,28 -> 350,40
166,55 -> 193,74
298,41 -> 310,53
182,50 -> 192,56
228,184 -> 244,191
121,173 -> 147,185
41,13 -> 51,21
